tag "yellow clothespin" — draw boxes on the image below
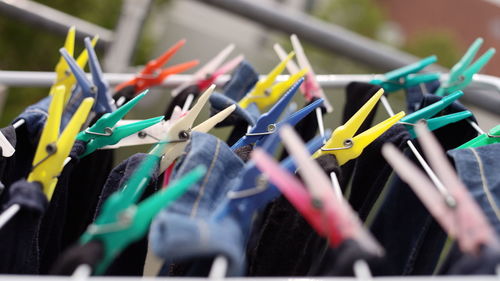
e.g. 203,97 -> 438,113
51,26 -> 99,104
313,89 -> 405,165
238,52 -> 307,110
28,86 -> 94,200
150,85 -> 236,173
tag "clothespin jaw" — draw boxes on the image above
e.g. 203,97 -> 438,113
52,26 -> 98,104
456,124 -> 500,149
197,54 -> 244,91
313,89 -> 405,165
371,56 -> 437,92
115,39 -> 199,94
239,52 -> 305,110
76,91 -> 163,157
406,111 -> 472,139
84,37 -> 115,114
80,138 -> 206,275
232,79 -> 303,149
436,38 -> 496,96
172,44 -> 236,97
28,86 -> 94,199
400,90 -> 464,137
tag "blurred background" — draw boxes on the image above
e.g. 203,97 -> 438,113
1,0 -> 500,161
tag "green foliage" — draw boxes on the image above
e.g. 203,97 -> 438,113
315,0 -> 386,39
403,30 -> 461,69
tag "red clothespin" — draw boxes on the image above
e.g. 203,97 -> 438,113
115,39 -> 199,94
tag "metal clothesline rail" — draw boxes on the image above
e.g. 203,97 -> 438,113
1,71 -> 500,115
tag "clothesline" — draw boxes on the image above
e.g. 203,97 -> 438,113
0,71 -> 498,91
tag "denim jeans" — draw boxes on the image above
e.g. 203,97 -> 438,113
210,60 -> 260,128
150,132 -> 246,276
448,143 -> 500,235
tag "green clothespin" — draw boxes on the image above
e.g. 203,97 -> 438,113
80,141 -> 206,274
77,90 -> 163,157
436,38 -> 496,96
399,91 -> 472,138
371,56 -> 440,92
456,124 -> 500,149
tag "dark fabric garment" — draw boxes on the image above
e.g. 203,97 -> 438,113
0,126 -> 17,197
280,97 -> 326,160
38,144 -> 85,274
209,93 -> 256,128
164,85 -> 201,119
404,80 -> 441,113
0,180 -> 48,274
112,85 -> 136,105
340,82 -> 382,188
246,155 -> 343,276
348,124 -> 410,221
97,153 -> 160,276
226,119 -> 249,146
307,239 -> 391,276
50,153 -> 160,276
50,241 -> 104,275
61,141 -> 114,253
234,144 -> 253,162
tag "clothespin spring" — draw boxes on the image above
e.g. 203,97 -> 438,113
86,206 -> 137,235
227,175 -> 268,199
321,139 -> 354,151
31,143 -> 57,171
245,124 -> 277,136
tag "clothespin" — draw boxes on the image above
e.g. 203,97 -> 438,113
27,86 -> 94,200
114,39 -> 199,96
274,34 -> 333,112
313,89 -> 405,165
251,125 -> 383,255
80,140 -> 206,274
150,85 -> 236,173
371,56 -> 439,93
232,79 -> 324,149
382,122 -> 497,254
399,91 -> 472,138
51,26 -> 98,104
76,91 -> 163,157
238,52 -> 308,110
456,124 -> 500,149
172,44 -> 243,96
436,38 -> 496,96
60,38 -> 116,114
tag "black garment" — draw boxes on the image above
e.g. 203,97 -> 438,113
96,153 -> 160,276
347,124 -> 410,221
226,119 -> 249,146
0,180 -> 48,274
61,141 -> 114,252
38,144 -> 85,273
307,239 -> 390,276
164,85 -> 201,119
0,126 -> 17,197
246,155 -> 342,276
280,97 -> 326,160
51,241 -> 104,275
112,85 -> 136,105
340,82 -> 382,188
2,125 -> 38,188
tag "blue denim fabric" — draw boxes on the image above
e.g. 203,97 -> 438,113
209,60 -> 260,128
404,80 -> 440,113
150,132 -> 246,275
448,143 -> 500,235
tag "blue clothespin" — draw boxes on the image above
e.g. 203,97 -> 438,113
371,56 -> 439,92
60,37 -> 115,114
399,91 -> 472,138
213,132 -> 329,227
232,79 -> 324,149
436,38 -> 496,96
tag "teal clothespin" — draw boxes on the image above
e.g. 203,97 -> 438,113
456,124 -> 500,149
399,91 -> 472,138
80,140 -> 206,274
76,90 -> 163,157
371,56 -> 440,92
436,38 -> 496,96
